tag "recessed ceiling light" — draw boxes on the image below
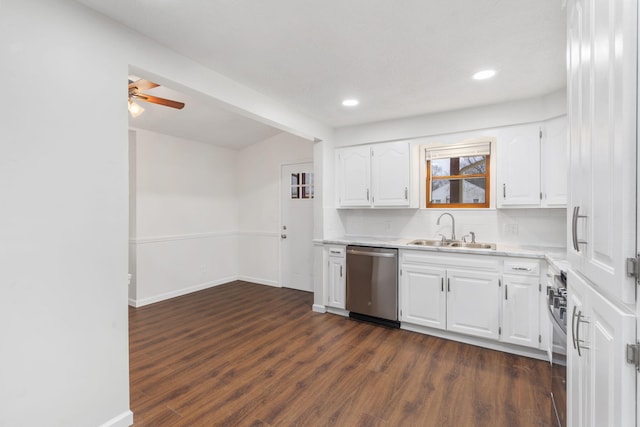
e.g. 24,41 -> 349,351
472,69 -> 496,80
342,99 -> 359,107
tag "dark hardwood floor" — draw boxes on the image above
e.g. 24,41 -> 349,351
129,281 -> 551,426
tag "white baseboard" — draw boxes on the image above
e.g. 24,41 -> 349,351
237,276 -> 280,287
400,323 -> 547,361
326,306 -> 349,317
99,410 -> 133,427
130,276 -> 236,307
129,275 -> 285,307
312,304 -> 327,313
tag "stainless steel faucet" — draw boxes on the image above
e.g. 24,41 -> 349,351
436,212 -> 456,241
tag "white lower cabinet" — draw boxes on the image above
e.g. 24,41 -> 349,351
326,246 -> 346,309
447,268 -> 500,340
567,270 -> 635,427
400,250 -> 543,351
502,274 -> 540,348
401,264 -> 446,330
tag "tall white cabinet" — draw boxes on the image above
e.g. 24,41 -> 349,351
566,0 -> 637,305
566,0 -> 638,425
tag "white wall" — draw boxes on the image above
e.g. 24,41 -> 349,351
129,129 -> 239,306
1,1 -> 132,425
237,132 -> 314,285
1,0 -> 329,425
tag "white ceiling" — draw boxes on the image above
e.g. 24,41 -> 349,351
80,0 -> 566,143
127,79 -> 282,149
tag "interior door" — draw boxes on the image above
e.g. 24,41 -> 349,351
280,163 -> 314,292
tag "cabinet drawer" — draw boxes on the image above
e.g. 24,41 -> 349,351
327,246 -> 345,258
400,250 -> 500,272
504,260 -> 540,276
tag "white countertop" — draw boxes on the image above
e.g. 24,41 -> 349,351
321,236 -> 567,266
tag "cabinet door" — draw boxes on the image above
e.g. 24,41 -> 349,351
497,123 -> 541,207
336,146 -> 371,207
541,116 -> 568,207
566,0 -> 637,305
585,281 -> 635,427
501,274 -> 540,348
327,256 -> 345,309
567,271 -> 588,427
400,264 -> 446,330
568,270 -> 636,427
371,142 -> 410,207
446,269 -> 500,340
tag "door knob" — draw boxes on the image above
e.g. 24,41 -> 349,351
281,234 -> 287,239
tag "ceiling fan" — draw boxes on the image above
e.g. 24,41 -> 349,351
128,78 -> 185,117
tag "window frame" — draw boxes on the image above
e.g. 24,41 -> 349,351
423,139 -> 493,209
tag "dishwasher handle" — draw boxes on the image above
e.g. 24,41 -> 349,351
346,249 -> 397,258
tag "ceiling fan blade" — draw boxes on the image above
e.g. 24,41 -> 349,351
133,93 -> 185,109
128,79 -> 159,92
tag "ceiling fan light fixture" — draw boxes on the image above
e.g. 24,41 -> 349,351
128,99 -> 144,117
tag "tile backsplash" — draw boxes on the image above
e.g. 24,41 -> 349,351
335,208 -> 566,248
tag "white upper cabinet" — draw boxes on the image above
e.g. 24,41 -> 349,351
541,116 -> 568,207
336,141 -> 417,208
336,146 -> 371,207
497,123 -> 541,207
496,118 -> 568,209
371,142 -> 411,206
566,0 -> 637,304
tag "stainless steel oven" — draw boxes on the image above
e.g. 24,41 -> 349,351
547,267 -> 567,427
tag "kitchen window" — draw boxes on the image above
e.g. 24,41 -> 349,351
425,141 -> 491,208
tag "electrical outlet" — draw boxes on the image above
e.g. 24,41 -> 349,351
504,223 -> 519,235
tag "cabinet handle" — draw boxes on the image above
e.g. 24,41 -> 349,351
447,278 -> 450,292
571,206 -> 579,251
505,284 -> 508,300
571,305 -> 578,350
404,187 -> 408,200
572,206 -> 588,252
575,309 -> 590,356
441,277 -> 444,292
366,188 -> 370,201
511,267 -> 532,271
503,183 -> 506,198
340,265 -> 343,278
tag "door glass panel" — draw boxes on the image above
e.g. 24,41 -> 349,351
290,172 -> 314,199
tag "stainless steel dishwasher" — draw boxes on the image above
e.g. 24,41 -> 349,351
346,246 -> 399,328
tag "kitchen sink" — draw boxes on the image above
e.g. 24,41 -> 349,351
406,239 -> 450,247
448,242 -> 496,250
407,239 -> 496,250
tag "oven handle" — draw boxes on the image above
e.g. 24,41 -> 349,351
547,303 -> 567,336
